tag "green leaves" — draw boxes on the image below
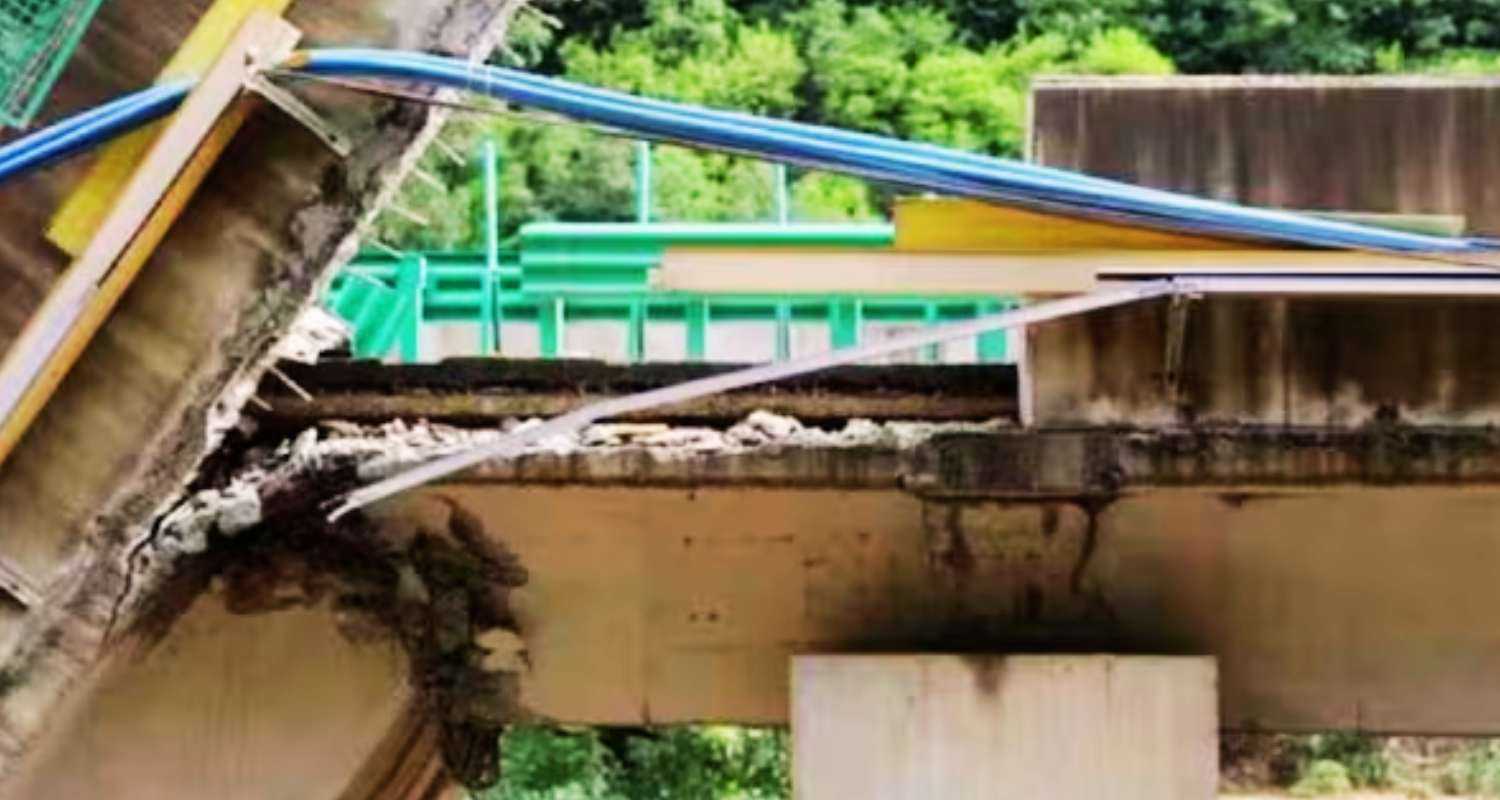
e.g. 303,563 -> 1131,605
563,0 -> 803,114
372,0 -> 1185,248
899,28 -> 1171,158
475,725 -> 791,799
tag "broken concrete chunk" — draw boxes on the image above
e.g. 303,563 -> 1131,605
475,628 -> 527,674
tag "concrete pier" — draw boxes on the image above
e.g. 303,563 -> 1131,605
791,655 -> 1218,799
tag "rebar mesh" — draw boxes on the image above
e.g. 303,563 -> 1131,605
0,0 -> 106,126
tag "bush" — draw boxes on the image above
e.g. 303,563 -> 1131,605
1290,759 -> 1354,797
475,725 -> 790,799
1299,731 -> 1392,789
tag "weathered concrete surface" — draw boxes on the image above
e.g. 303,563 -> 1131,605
379,478 -> 1500,734
791,655 -> 1218,800
20,412 -> 1500,788
255,419 -> 1500,735
1030,76 -> 1500,236
1026,296 -> 1500,427
1027,79 -> 1500,427
5,596 -> 415,800
0,0 -> 526,790
1,415 -> 535,796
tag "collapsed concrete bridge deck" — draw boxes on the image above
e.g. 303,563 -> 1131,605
237,355 -> 1500,738
3,43 -> 1500,796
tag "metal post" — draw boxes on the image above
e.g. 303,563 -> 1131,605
482,138 -> 501,355
775,302 -> 792,361
976,301 -> 1009,363
396,254 -> 427,363
686,299 -> 708,362
635,140 -> 652,223
831,299 -> 861,350
628,299 -> 646,364
539,296 -> 564,359
923,302 -> 941,364
774,163 -> 789,225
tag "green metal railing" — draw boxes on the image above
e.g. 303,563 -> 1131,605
330,139 -> 1013,364
0,0 -> 106,126
328,253 -> 1012,364
518,221 -> 896,292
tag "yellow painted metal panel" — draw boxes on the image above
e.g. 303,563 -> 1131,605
893,197 -> 1247,252
46,0 -> 294,256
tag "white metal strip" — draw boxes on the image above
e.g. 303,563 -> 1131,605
1150,275 -> 1500,296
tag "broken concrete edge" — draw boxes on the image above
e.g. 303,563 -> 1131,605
0,1 -> 530,788
0,412 -> 998,788
100,411 -> 1500,603
131,479 -> 533,790
233,415 -> 1500,495
105,412 -> 1500,626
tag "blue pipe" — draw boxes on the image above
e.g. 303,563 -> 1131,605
0,81 -> 190,183
301,49 -> 1488,253
1,49 -> 1491,257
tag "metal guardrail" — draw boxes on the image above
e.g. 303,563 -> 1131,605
331,141 -> 1009,365
328,251 -> 1012,365
0,0 -> 106,126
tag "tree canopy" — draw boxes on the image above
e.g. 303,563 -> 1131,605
372,0 -> 1500,250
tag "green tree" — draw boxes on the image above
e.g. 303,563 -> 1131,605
377,0 -> 1179,248
475,725 -> 790,799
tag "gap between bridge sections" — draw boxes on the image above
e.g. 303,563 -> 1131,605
326,280 -> 1180,518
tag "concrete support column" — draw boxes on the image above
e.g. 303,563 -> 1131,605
791,655 -> 1218,800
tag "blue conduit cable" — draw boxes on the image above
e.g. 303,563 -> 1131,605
0,81 -> 190,183
1,49 -> 1494,257
296,49 -> 1491,254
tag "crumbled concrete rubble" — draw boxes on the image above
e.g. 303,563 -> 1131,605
157,411 -> 1005,557
138,442 -> 532,790
272,307 -> 351,365
351,410 -> 1009,482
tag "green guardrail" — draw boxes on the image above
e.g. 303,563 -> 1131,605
328,250 -> 1012,365
518,222 -> 895,292
331,141 -> 1011,365
0,0 -> 107,126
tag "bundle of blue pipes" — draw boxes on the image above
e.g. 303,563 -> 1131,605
1,48 -> 1496,256
5,47 -> 1500,514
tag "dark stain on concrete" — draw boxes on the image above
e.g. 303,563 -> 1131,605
1217,491 -> 1299,508
1040,505 -> 1060,538
128,488 -> 529,792
1070,499 -> 1120,625
939,504 -> 976,576
961,654 -> 1007,697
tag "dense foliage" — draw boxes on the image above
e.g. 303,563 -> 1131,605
550,0 -> 1500,73
372,0 -> 1500,248
474,725 -> 790,799
373,0 -> 1174,247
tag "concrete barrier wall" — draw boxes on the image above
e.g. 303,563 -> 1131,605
792,655 -> 1218,800
1030,76 -> 1500,236
1027,78 -> 1500,427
